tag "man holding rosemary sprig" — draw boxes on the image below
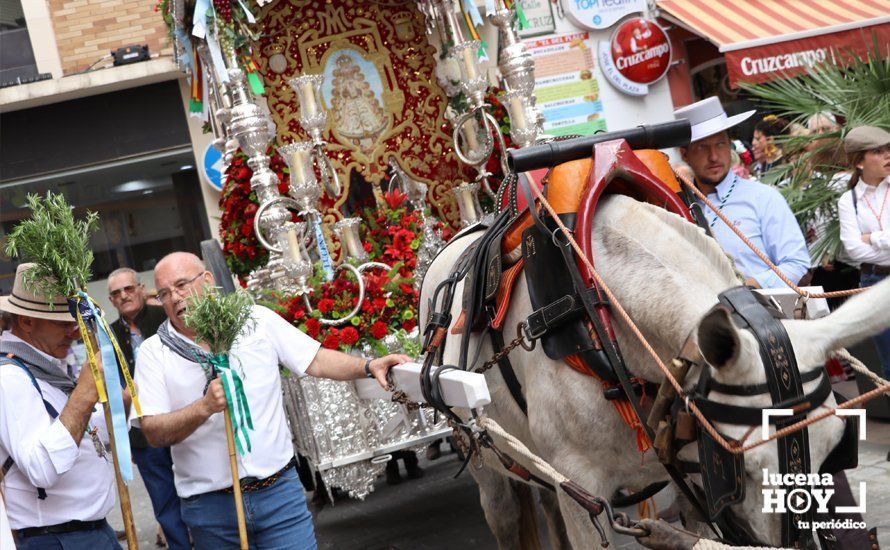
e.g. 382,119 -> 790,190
132,252 -> 410,549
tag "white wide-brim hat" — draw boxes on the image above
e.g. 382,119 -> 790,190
0,263 -> 75,322
673,97 -> 755,143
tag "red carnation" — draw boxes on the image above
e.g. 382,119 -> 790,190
305,318 -> 321,338
371,321 -> 388,339
322,332 -> 341,349
341,327 -> 359,346
403,318 -> 417,332
317,298 -> 335,314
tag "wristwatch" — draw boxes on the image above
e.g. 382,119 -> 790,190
363,359 -> 374,379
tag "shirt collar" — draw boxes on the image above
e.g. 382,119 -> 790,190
0,332 -> 69,374
854,176 -> 890,198
704,171 -> 738,201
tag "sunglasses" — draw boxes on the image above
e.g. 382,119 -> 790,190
110,284 -> 140,299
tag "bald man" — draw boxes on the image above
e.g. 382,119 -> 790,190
132,252 -> 409,549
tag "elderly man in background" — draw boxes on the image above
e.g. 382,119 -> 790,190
0,263 -> 119,549
108,267 -> 190,549
674,97 -> 811,289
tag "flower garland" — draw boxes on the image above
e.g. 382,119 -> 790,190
218,148 -> 291,279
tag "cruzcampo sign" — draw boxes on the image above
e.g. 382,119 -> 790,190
598,17 -> 671,96
564,0 -> 646,30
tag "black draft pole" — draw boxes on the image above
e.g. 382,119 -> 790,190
507,120 -> 691,173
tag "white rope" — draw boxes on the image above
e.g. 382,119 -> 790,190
476,416 -> 568,485
693,540 -> 786,550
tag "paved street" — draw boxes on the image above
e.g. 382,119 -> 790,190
110,393 -> 889,549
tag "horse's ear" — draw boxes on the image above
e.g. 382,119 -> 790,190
697,306 -> 741,369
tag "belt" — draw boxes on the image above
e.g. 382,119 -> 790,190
223,456 -> 297,494
14,519 -> 107,538
860,263 -> 890,276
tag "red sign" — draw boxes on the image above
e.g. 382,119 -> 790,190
609,17 -> 671,85
726,23 -> 890,87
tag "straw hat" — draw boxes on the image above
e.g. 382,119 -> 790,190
0,263 -> 75,322
673,97 -> 755,143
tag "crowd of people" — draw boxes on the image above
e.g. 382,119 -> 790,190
1,95 -> 888,549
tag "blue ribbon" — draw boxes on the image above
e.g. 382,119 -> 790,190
174,27 -> 193,72
78,292 -> 133,483
314,221 -> 334,281
192,0 -> 209,39
206,35 -> 229,84
463,0 -> 484,28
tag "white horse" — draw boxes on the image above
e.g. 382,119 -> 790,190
420,194 -> 890,548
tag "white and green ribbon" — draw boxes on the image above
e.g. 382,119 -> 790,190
208,353 -> 253,455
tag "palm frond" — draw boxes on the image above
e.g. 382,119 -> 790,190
741,34 -> 890,263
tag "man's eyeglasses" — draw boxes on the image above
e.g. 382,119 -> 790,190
156,272 -> 206,304
109,284 -> 140,299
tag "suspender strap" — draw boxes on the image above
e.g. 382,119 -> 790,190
1,354 -> 58,500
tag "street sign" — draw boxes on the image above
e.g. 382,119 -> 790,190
200,142 -> 225,192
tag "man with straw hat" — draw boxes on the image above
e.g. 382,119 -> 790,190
0,263 -> 122,549
674,97 -> 810,289
134,251 -> 410,549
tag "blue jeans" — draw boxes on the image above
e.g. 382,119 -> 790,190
861,273 -> 890,380
179,466 -> 316,550
14,520 -> 121,549
132,445 -> 191,549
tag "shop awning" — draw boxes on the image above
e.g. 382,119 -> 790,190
657,0 -> 890,86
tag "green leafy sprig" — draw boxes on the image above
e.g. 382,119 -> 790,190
184,286 -> 255,355
5,192 -> 99,299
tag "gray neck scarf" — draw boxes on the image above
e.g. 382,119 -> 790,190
156,321 -> 214,381
0,338 -> 76,393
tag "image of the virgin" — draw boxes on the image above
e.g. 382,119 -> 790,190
321,50 -> 389,150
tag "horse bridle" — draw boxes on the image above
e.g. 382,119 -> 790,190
659,287 -> 860,549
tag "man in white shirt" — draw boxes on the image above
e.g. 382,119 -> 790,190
134,252 -> 409,549
0,263 -> 120,549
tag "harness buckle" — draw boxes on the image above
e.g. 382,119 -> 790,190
518,322 -> 538,351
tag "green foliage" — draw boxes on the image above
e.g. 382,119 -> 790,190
184,286 -> 255,355
741,36 -> 890,263
5,192 -> 98,299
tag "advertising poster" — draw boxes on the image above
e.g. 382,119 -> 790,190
525,32 -> 607,136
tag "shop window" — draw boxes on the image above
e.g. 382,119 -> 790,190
0,0 -> 41,85
0,149 -> 210,295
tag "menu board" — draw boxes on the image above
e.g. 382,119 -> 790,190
525,32 -> 607,137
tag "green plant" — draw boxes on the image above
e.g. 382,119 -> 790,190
184,286 -> 255,355
5,192 -> 98,299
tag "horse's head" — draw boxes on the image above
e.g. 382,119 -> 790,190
682,277 -> 890,546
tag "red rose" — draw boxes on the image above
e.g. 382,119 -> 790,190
371,321 -> 388,339
317,298 -> 335,314
322,332 -> 340,349
403,318 -> 417,332
341,327 -> 359,346
240,222 -> 253,237
305,318 -> 320,338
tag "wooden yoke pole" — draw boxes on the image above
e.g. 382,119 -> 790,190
87,331 -> 138,549
224,408 -> 249,549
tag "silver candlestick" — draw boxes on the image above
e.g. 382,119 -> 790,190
288,74 -> 341,199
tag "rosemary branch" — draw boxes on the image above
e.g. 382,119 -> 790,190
5,192 -> 99,299
183,286 -> 255,355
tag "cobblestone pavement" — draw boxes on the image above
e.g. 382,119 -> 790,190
110,395 -> 889,549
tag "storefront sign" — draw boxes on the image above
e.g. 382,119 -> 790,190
598,17 -> 671,96
518,0 -> 556,38
563,0 -> 646,30
525,32 -> 607,136
201,142 -> 225,192
725,23 -> 890,86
